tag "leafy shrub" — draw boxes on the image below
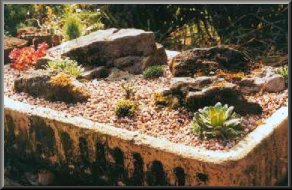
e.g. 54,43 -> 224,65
115,99 -> 137,117
63,16 -> 83,40
9,42 -> 48,71
191,102 -> 242,139
276,65 -> 288,84
143,65 -> 164,79
46,58 -> 84,77
121,83 -> 135,100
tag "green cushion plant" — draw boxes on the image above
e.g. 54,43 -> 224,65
46,58 -> 84,78
143,65 -> 164,79
115,99 -> 137,117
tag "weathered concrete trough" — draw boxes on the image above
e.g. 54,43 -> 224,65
4,95 -> 288,186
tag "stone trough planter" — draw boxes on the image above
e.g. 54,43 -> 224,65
4,95 -> 288,186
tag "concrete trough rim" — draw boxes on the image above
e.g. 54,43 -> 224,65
4,95 -> 288,164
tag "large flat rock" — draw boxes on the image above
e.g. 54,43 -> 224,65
47,28 -> 166,74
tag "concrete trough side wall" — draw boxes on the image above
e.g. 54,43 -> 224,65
4,96 -> 288,186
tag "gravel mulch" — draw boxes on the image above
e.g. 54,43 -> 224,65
4,64 -> 288,151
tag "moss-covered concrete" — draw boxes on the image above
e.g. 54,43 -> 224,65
4,96 -> 288,186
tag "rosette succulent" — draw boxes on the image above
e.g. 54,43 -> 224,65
191,102 -> 242,139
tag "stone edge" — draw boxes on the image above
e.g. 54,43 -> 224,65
3,95 -> 288,164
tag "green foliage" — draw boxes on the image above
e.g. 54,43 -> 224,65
121,83 -> 135,100
46,58 -> 84,77
4,4 -> 287,57
191,102 -> 242,139
143,65 -> 164,79
4,4 -> 35,35
63,16 -> 83,40
115,100 -> 137,117
276,65 -> 288,85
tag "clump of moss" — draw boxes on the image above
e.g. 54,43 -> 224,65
115,99 -> 137,117
143,65 -> 164,79
46,58 -> 84,78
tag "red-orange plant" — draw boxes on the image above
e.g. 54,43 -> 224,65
9,42 -> 49,71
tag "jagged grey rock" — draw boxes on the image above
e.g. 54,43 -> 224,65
47,28 -> 167,74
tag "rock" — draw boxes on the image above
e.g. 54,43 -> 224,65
169,46 -> 249,77
263,75 -> 286,93
4,36 -> 28,64
263,55 -> 288,67
17,27 -> 63,48
153,43 -> 168,66
14,70 -> 90,103
170,76 -> 216,93
184,83 -> 262,115
48,28 -> 167,74
113,56 -> 144,74
239,66 -> 285,94
34,56 -> 56,69
80,66 -> 109,80
239,78 -> 262,94
16,27 -> 39,37
165,50 -> 180,61
154,77 -> 262,115
106,68 -> 134,81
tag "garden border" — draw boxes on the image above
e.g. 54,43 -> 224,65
4,95 -> 288,186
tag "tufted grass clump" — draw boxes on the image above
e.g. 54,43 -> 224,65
46,58 -> 84,78
143,65 -> 164,79
276,65 -> 288,85
191,102 -> 242,140
115,99 -> 137,117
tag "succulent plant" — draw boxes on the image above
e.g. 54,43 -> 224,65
191,102 -> 242,139
276,65 -> 288,85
